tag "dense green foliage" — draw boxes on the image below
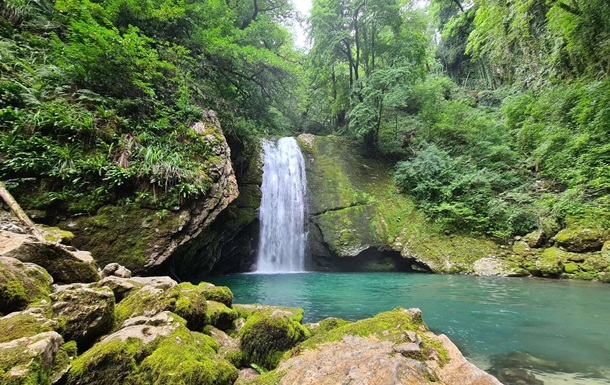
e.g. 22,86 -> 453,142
0,0 -> 301,212
305,0 -> 610,238
2,0 -> 609,239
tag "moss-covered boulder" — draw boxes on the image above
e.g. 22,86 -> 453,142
207,301 -> 238,331
66,312 -> 238,385
114,281 -> 231,331
234,305 -> 310,369
522,230 -> 545,248
0,331 -> 63,385
0,256 -> 52,315
535,248 -> 568,277
554,224 -> 609,252
0,231 -> 99,283
259,308 -> 500,385
50,285 -> 115,350
60,118 -> 239,275
94,275 -> 177,303
306,317 -> 351,336
473,257 -> 528,277
298,135 -> 502,273
0,307 -> 59,343
40,226 -> 75,245
238,306 -> 310,370
234,304 -> 304,323
200,283 -> 234,307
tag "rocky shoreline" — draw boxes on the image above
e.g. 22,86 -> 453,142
0,228 -> 501,385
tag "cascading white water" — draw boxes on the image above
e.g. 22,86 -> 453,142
256,137 -> 308,273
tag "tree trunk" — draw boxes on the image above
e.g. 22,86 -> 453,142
0,182 -> 45,242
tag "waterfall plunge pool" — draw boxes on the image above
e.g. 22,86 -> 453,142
207,272 -> 610,385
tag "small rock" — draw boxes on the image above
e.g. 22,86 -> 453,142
393,342 -> 421,357
101,263 -> 132,278
238,368 -> 260,381
405,331 -> 422,345
523,230 -> 545,248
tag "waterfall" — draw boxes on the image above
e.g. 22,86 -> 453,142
256,137 -> 308,273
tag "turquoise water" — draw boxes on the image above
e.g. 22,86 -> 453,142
207,273 -> 610,384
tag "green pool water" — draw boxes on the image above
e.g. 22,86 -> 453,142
207,272 -> 610,385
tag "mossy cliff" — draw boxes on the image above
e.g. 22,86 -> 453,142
54,115 -> 239,274
298,134 -> 610,280
156,149 -> 263,278
298,134 -> 501,273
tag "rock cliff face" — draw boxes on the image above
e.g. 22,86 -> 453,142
299,134 -> 610,280
61,111 -> 239,274
298,134 -> 502,273
159,150 -> 263,278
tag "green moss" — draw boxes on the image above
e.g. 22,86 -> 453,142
41,226 -> 75,244
512,241 -> 531,256
0,281 -> 27,314
207,301 -> 238,331
309,317 -> 351,335
293,308 -> 447,366
66,204 -> 186,272
0,258 -> 52,315
239,309 -> 310,370
572,271 -> 597,281
199,284 -> 233,307
67,321 -> 236,385
4,242 -> 98,284
301,135 -> 502,273
0,342 -> 50,385
233,305 -> 304,323
115,283 -> 218,332
66,338 -> 150,385
536,248 -> 566,277
580,255 -> 610,272
138,327 -> 237,385
247,369 -> 287,385
299,308 -> 421,349
563,262 -> 579,274
554,223 -> 609,252
173,283 -> 208,331
0,313 -> 54,343
51,341 -> 78,384
114,286 -> 175,328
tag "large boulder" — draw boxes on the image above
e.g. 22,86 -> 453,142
166,149 -> 264,277
554,224 -> 609,252
65,312 -> 238,385
473,257 -> 527,277
0,331 -> 63,385
254,308 -> 500,385
94,275 -> 177,302
50,285 -> 115,349
0,256 -> 52,315
238,305 -> 310,369
114,281 -> 231,331
0,307 -> 58,343
0,231 -> 99,283
61,114 -> 239,274
298,135 -> 502,273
